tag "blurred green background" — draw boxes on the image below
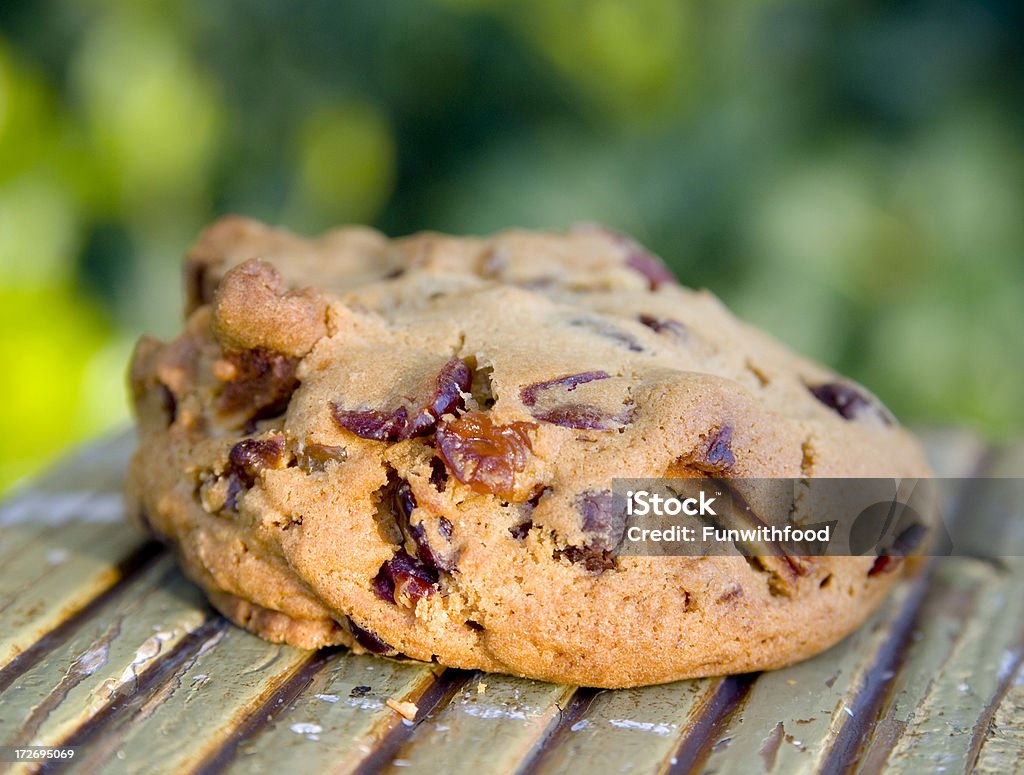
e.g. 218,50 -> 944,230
1,0 -> 1022,492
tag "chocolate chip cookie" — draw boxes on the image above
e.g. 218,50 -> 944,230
126,216 -> 931,688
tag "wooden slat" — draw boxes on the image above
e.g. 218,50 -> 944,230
974,662 -> 1024,774
380,675 -> 575,775
221,654 -> 444,774
695,578 -> 925,775
0,558 -> 209,749
0,433 -> 151,672
527,679 -> 727,775
62,628 -> 313,775
855,442 -> 1024,774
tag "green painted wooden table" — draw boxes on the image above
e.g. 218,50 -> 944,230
0,430 -> 1021,774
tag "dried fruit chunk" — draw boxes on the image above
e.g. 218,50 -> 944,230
331,406 -> 409,442
625,250 -> 678,290
520,371 -> 610,406
436,412 -> 535,498
685,426 -> 735,474
227,435 -> 287,486
586,225 -> 679,289
217,348 -> 300,422
555,490 -> 624,574
556,545 -> 617,573
809,382 -> 892,424
373,550 -> 438,608
532,403 -> 635,430
348,619 -> 398,655
578,490 -> 626,551
297,442 -> 346,473
638,314 -> 687,340
331,356 -> 470,441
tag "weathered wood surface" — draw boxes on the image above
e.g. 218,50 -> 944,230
0,428 -> 1019,775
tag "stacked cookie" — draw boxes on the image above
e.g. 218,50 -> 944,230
127,217 -> 930,687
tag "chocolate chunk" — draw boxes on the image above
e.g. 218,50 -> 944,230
350,685 -> 372,697
809,382 -> 891,424
217,348 -> 300,422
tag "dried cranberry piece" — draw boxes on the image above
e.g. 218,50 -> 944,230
626,251 -> 678,290
532,404 -> 615,430
227,435 -> 287,487
588,226 -> 678,289
429,457 -> 449,492
332,357 -> 470,441
436,412 -> 535,498
868,555 -> 903,576
409,357 -> 471,433
704,426 -> 736,471
331,406 -> 409,442
372,569 -> 395,604
393,478 -> 417,521
217,348 -> 299,421
578,490 -> 626,551
348,620 -> 397,655
520,371 -> 610,407
408,522 -> 453,572
809,382 -> 891,424
638,315 -> 687,339
373,550 -> 438,608
509,520 -> 533,540
557,545 -> 617,573
438,516 -> 453,540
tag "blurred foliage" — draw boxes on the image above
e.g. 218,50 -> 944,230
1,0 -> 1022,491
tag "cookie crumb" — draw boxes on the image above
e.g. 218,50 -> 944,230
477,680 -> 488,695
386,698 -> 419,721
